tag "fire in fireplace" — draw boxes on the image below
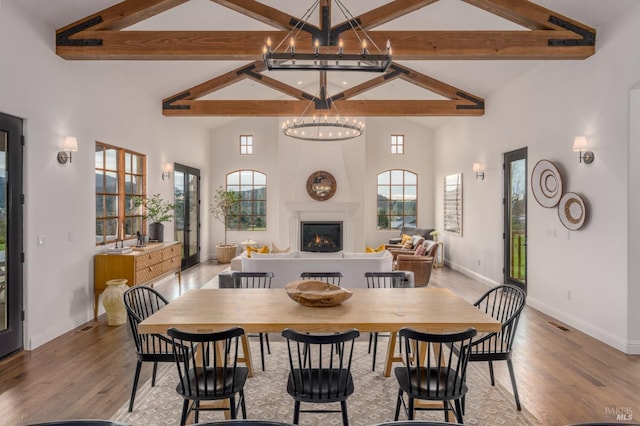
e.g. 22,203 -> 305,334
300,221 -> 343,252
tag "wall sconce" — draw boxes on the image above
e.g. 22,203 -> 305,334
162,162 -> 174,180
473,163 -> 485,180
57,136 -> 78,164
572,136 -> 594,164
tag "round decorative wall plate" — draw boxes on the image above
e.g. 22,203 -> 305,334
531,160 -> 563,208
558,192 -> 587,230
306,171 -> 337,201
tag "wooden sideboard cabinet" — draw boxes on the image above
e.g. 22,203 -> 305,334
94,241 -> 182,320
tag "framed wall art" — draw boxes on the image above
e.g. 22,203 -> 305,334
444,173 -> 463,236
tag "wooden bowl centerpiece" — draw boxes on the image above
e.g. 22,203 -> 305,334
285,280 -> 353,307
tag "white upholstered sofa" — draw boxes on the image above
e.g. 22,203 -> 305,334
237,250 -> 393,288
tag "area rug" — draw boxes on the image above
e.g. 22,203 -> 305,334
112,339 -> 541,425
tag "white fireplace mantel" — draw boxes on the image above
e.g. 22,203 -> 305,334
284,201 -> 360,251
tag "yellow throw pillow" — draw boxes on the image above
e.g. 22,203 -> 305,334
366,244 -> 386,253
246,246 -> 258,258
400,234 -> 412,245
246,245 -> 269,258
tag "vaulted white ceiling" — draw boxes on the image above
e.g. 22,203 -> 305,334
11,0 -> 639,129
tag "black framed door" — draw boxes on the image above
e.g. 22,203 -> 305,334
174,163 -> 200,269
503,147 -> 527,292
0,112 -> 24,359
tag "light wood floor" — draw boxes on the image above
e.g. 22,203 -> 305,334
1,262 -> 638,426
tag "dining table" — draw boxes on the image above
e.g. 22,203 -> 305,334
138,286 -> 501,377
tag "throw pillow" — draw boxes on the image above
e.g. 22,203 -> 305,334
365,243 -> 386,253
270,242 -> 292,253
402,240 -> 413,250
400,234 -> 412,245
411,235 -> 425,247
414,245 -> 427,256
246,245 -> 269,258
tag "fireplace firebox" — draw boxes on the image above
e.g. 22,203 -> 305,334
301,221 -> 343,252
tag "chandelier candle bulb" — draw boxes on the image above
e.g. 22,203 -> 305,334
338,39 -> 344,55
314,39 -> 319,54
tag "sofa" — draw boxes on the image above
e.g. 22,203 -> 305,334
238,250 -> 393,288
388,226 -> 435,245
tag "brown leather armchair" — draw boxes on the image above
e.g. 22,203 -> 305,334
394,255 -> 434,287
388,240 -> 439,287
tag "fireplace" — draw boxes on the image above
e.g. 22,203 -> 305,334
301,221 -> 343,252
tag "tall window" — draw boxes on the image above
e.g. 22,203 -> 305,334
377,169 -> 417,230
391,134 -> 404,154
226,170 -> 266,230
95,142 -> 146,245
240,135 -> 253,155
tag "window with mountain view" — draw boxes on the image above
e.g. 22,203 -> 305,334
226,170 -> 266,231
95,142 -> 146,245
377,169 -> 417,230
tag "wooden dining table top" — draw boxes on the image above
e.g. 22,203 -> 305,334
138,287 -> 501,335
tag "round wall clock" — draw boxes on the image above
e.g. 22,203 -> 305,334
306,171 -> 337,201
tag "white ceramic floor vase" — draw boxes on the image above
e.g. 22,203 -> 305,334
102,279 -> 128,326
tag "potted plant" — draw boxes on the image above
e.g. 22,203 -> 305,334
429,230 -> 440,242
209,186 -> 241,263
134,193 -> 175,242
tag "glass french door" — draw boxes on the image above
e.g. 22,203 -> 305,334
503,148 -> 527,292
174,164 -> 200,269
0,112 -> 24,359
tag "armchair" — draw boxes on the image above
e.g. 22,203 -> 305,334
389,241 -> 438,287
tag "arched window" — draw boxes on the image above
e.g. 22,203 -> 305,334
226,170 -> 266,230
377,169 -> 417,230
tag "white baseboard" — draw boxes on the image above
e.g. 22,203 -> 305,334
447,260 -> 638,355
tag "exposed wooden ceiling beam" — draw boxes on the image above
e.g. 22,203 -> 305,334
463,0 -> 594,32
57,29 -> 593,60
163,99 -> 484,117
211,0 -> 315,32
335,0 -> 439,30
58,0 -> 188,34
163,60 -> 484,117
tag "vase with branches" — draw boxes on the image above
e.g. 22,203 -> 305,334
209,187 -> 241,263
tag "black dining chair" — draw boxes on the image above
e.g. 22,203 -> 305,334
365,271 -> 412,371
168,326 -> 249,425
281,328 -> 360,426
300,272 -> 343,286
371,422 -> 458,426
231,271 -> 274,371
466,284 -> 526,411
123,285 -> 185,412
394,327 -> 477,423
193,421 -> 295,425
26,421 -> 131,426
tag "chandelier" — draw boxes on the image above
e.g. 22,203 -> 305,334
262,0 -> 392,73
282,77 -> 364,142
270,1 -> 381,141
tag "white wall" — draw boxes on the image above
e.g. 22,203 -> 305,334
208,117 -> 435,255
434,3 -> 640,353
629,86 -> 640,348
0,2 -> 211,349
